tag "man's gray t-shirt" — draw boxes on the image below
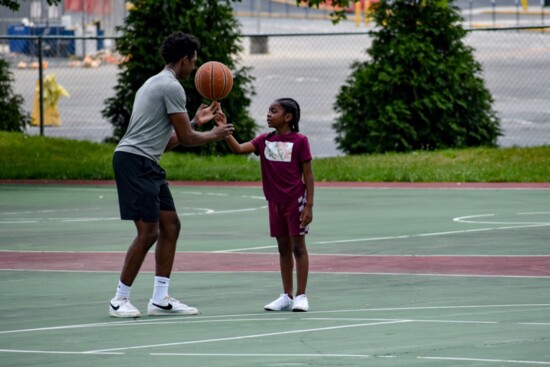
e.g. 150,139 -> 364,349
115,69 -> 187,163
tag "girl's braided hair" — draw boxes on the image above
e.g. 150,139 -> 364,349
266,98 -> 301,138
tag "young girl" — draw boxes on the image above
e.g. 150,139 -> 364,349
216,98 -> 314,312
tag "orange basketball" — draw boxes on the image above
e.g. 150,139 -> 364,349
194,61 -> 233,100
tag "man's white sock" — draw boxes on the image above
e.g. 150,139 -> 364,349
152,276 -> 170,302
115,280 -> 131,300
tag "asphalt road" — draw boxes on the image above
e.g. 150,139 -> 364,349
11,12 -> 550,156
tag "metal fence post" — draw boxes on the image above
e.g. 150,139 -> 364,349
38,36 -> 45,136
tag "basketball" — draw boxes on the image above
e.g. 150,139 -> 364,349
194,61 -> 233,101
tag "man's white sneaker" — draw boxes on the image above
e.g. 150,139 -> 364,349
264,294 -> 293,311
109,297 -> 141,318
292,294 -> 309,312
147,296 -> 199,316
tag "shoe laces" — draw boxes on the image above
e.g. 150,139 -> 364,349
115,298 -> 137,309
165,296 -> 179,304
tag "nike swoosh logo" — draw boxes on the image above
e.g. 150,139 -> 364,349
152,303 -> 173,310
110,303 -> 120,311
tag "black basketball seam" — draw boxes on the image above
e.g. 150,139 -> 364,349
220,65 -> 228,99
196,66 -> 203,98
209,62 -> 215,100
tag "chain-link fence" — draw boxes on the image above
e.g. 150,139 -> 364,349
1,27 -> 549,157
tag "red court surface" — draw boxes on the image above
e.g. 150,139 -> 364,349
2,252 -> 549,276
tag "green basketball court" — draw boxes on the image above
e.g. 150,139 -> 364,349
1,183 -> 549,367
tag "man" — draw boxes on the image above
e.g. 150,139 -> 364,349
109,32 -> 234,317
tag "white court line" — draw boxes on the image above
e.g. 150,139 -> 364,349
314,223 -> 550,246
2,302 -> 543,335
0,186 -> 113,192
311,272 -> 550,279
0,189 -> 265,224
0,349 -> 122,355
74,265 -> 544,279
308,318 -> 498,324
213,244 -> 274,252
84,320 -> 412,354
151,352 -> 370,358
2,207 -> 106,215
8,304 -> 545,335
179,206 -> 267,216
208,211 -> 550,252
0,206 -> 267,224
312,211 -> 550,246
0,220 -> 40,224
2,305 -> 549,356
453,213 -> 550,225
0,318 -> 288,335
418,356 -> 550,365
339,304 -> 550,312
1,268 -> 548,278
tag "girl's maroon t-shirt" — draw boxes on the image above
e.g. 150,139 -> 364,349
251,132 -> 312,203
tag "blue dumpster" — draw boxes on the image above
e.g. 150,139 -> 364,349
8,25 -> 76,57
7,25 -> 31,53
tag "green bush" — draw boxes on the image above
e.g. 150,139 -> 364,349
333,0 -> 501,154
0,58 -> 30,132
102,0 -> 257,155
1,0 -> 61,11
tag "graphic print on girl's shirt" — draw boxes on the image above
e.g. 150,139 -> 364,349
264,141 -> 293,162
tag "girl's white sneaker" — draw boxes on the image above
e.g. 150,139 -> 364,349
264,294 -> 293,311
291,294 -> 309,312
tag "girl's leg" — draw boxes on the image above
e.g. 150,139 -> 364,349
276,236 -> 294,298
291,235 -> 309,296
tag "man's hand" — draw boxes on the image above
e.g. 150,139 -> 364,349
211,123 -> 234,141
194,101 -> 220,126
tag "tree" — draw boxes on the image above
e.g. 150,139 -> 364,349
303,0 -> 501,154
0,58 -> 30,132
0,0 -> 61,132
102,0 -> 256,155
305,0 -> 353,23
1,0 -> 61,11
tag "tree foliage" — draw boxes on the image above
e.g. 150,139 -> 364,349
301,0 -> 353,23
0,58 -> 30,132
1,0 -> 61,11
102,0 -> 256,155
304,0 -> 501,154
0,0 -> 61,132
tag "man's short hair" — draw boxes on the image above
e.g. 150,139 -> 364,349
160,32 -> 200,64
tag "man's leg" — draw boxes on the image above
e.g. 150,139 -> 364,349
109,219 -> 158,318
147,210 -> 198,315
119,220 -> 159,286
155,210 -> 181,277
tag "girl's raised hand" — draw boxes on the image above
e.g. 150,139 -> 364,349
214,105 -> 227,126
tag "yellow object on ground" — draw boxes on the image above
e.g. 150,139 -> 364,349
521,0 -> 528,10
31,74 -> 70,127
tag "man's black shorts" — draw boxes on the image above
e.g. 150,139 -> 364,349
113,151 -> 176,222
